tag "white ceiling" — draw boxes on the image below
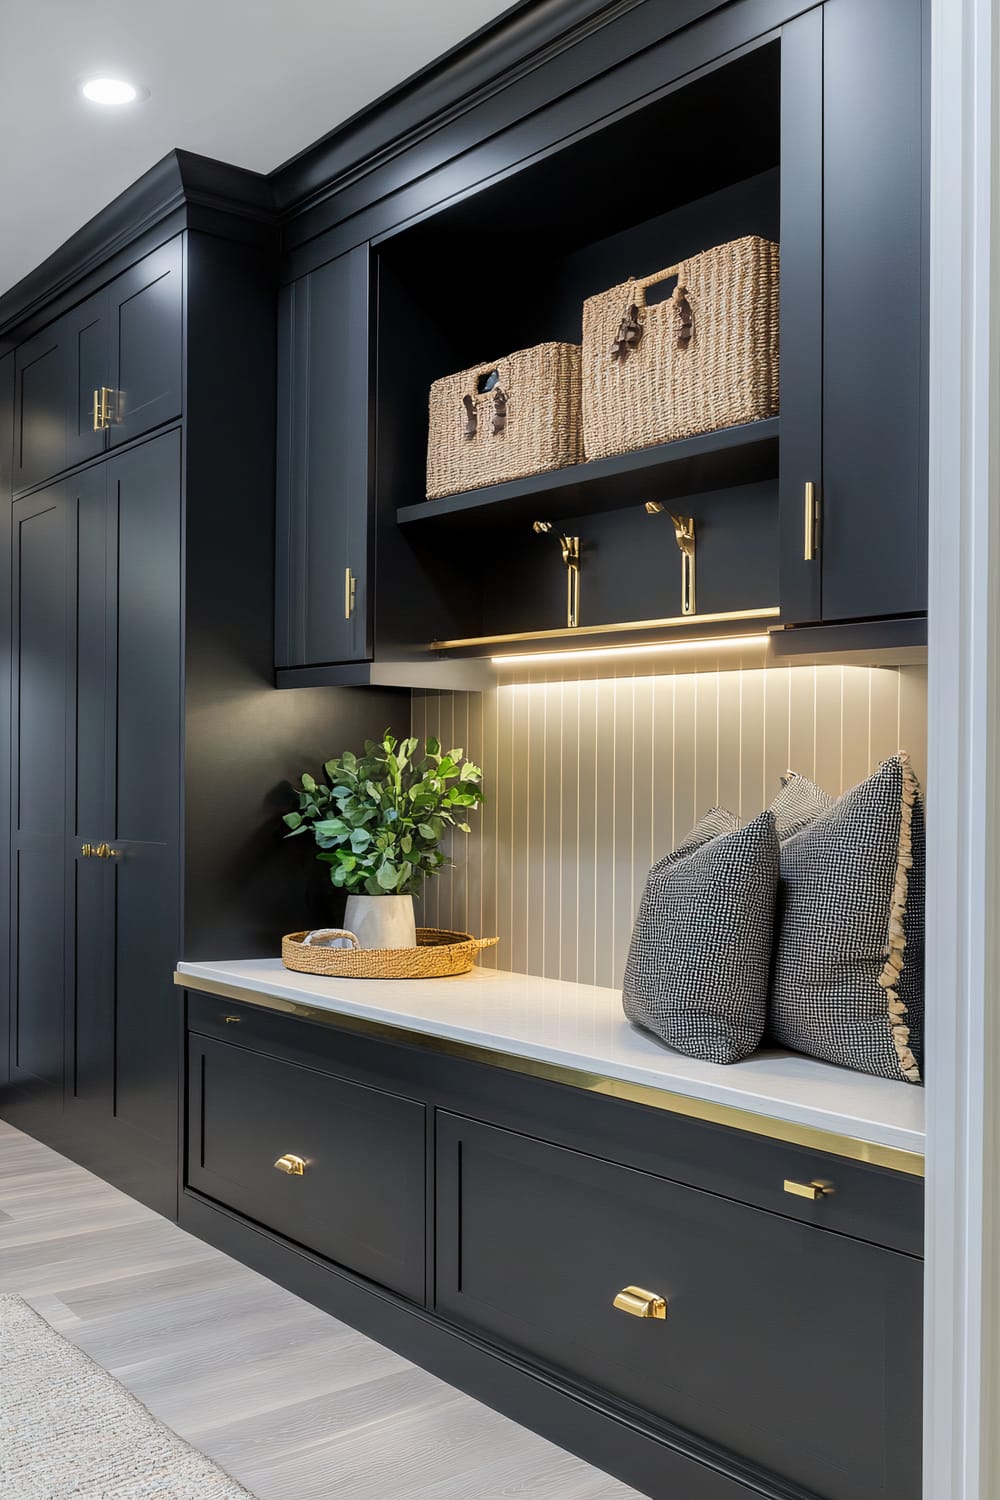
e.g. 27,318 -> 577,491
0,0 -> 517,297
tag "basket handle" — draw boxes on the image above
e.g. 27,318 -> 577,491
612,263 -> 693,360
301,928 -> 361,950
633,262 -> 682,293
474,935 -> 500,951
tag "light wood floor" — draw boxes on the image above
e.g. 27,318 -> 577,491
0,1120 -> 637,1499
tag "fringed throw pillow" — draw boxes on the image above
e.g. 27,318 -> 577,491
623,810 -> 780,1064
769,753 -> 924,1083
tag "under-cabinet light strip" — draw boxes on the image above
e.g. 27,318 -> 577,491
432,606 -> 781,652
491,633 -> 771,666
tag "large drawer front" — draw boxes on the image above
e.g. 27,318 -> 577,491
188,1036 -> 426,1302
436,1113 -> 921,1500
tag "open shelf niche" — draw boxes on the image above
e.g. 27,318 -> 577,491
372,38 -> 783,667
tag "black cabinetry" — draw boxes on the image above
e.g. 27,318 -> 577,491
0,196 -> 400,1214
275,246 -> 371,670
181,987 -> 923,1500
12,239 -> 183,494
273,0 -> 927,684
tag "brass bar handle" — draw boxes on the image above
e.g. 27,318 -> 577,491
92,390 -> 101,433
81,843 -> 95,858
274,1153 -> 306,1176
803,481 -> 820,561
223,1015 -> 242,1025
344,567 -> 357,620
94,843 -> 122,860
100,387 -> 115,428
784,1179 -> 834,1201
613,1285 -> 667,1320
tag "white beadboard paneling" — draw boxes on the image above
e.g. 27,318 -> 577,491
417,665 -> 927,988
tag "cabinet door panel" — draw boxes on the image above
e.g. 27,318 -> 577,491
65,294 -> 111,470
437,1113 -> 922,1500
109,240 -> 183,448
10,489 -> 71,1091
13,329 -> 68,492
188,1034 -> 426,1300
777,8 -> 823,624
276,247 -> 371,668
822,0 -> 926,619
112,431 -> 182,844
107,433 -> 181,1149
68,466 -> 113,1111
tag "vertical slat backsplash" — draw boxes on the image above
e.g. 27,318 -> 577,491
413,664 -> 927,988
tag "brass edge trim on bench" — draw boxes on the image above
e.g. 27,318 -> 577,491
174,971 -> 925,1179
430,606 -> 781,651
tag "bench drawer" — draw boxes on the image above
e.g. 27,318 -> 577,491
188,1035 -> 426,1302
435,1112 -> 920,1500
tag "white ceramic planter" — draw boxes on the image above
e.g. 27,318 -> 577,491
343,893 -> 417,950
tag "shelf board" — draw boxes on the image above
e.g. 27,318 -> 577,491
396,418 -> 780,530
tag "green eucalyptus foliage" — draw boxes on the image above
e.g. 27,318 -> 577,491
283,731 -> 484,896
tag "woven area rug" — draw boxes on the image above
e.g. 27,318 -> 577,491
0,1295 -> 256,1498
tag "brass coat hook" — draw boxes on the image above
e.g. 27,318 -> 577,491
533,521 -> 581,628
644,505 -> 696,615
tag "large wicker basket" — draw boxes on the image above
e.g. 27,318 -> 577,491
581,235 -> 780,461
282,928 -> 499,980
426,342 -> 583,499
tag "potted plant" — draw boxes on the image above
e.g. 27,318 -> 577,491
283,731 -> 484,949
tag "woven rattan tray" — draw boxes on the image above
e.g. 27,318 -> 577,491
282,927 -> 499,980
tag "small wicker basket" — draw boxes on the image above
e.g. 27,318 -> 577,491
426,342 -> 583,499
582,235 -> 780,462
282,928 -> 499,980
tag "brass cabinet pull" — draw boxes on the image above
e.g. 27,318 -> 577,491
784,1179 -> 834,1201
223,1015 -> 242,1025
92,387 -> 115,431
95,842 -> 121,860
274,1153 -> 306,1176
803,481 -> 820,561
344,567 -> 357,620
81,843 -> 95,858
613,1285 -> 667,1320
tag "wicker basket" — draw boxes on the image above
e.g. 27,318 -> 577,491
426,342 -> 583,499
581,236 -> 780,462
282,928 -> 499,980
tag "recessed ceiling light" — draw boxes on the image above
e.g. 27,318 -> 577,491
82,78 -> 143,106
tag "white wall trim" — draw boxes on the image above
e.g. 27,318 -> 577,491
924,0 -> 1000,1493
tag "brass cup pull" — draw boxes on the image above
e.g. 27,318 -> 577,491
784,1179 -> 834,1201
273,1153 -> 306,1176
613,1285 -> 667,1320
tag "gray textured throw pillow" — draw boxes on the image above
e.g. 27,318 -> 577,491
769,753 -> 924,1083
770,771 -> 834,840
622,811 -> 780,1064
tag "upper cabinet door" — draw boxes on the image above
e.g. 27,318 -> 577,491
777,8 -> 824,627
108,238 -> 183,448
821,0 -> 926,620
64,294 -> 112,471
13,325 -> 69,492
275,246 -> 371,669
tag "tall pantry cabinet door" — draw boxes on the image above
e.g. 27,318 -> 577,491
66,464 -> 115,1120
8,484 -> 72,1108
275,246 -> 371,669
106,431 -> 182,1212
